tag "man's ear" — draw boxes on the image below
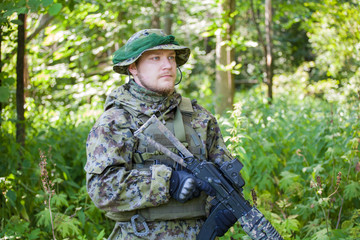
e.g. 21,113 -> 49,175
128,63 -> 137,76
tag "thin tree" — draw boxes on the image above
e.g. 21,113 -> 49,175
265,0 -> 273,103
215,0 -> 235,115
250,0 -> 274,104
16,13 -> 26,148
151,0 -> 161,28
0,26 -> 2,126
164,1 -> 173,34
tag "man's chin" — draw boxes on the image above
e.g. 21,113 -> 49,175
157,88 -> 174,96
159,81 -> 175,91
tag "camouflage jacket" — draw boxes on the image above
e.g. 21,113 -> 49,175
85,80 -> 232,214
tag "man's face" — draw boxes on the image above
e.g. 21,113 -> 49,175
129,50 -> 177,96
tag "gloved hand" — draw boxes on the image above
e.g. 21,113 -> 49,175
214,209 -> 237,237
169,170 -> 215,203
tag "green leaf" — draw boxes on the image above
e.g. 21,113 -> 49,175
96,229 -> 106,240
279,171 -> 300,191
41,0 -> 53,7
341,220 -> 353,229
28,0 -> 41,11
283,217 -> 300,232
51,193 -> 69,208
3,76 -> 15,86
312,228 -> 330,240
77,210 -> 86,227
344,181 -> 360,200
28,229 -> 41,240
10,19 -> 24,25
6,190 -> 17,208
48,3 -> 62,16
55,214 -> 81,238
36,209 -> 52,229
0,86 -> 10,102
331,229 -> 350,238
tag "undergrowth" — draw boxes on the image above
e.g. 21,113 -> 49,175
1,72 -> 359,239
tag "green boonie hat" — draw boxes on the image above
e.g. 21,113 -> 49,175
112,29 -> 191,74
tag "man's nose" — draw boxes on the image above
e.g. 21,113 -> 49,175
162,58 -> 173,69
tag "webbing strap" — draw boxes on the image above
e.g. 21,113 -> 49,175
174,107 -> 186,143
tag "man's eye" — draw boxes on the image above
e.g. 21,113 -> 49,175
169,56 -> 175,60
152,56 -> 160,60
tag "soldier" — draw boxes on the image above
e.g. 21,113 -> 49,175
85,29 -> 237,239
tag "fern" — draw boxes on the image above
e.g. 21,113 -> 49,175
28,229 -> 41,240
36,209 -> 52,229
344,180 -> 360,200
51,193 -> 69,208
282,215 -> 300,232
54,213 -> 81,238
311,228 -> 329,240
279,171 -> 300,192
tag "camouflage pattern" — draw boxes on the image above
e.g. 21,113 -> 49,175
239,207 -> 284,240
113,29 -> 191,74
108,219 -> 204,240
85,79 -> 233,239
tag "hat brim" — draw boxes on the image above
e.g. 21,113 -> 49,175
113,44 -> 190,74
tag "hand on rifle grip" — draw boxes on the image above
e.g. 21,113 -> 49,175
169,171 -> 215,203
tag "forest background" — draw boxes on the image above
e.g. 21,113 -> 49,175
1,0 -> 359,239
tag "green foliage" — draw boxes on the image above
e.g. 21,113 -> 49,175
344,181 -> 360,201
0,108 -> 113,239
219,65 -> 360,239
1,0 -> 360,239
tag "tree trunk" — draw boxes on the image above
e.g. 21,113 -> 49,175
250,0 -> 267,59
265,0 -> 273,103
0,26 -> 2,126
215,0 -> 235,115
151,0 -> 161,28
164,2 -> 173,34
16,13 -> 26,147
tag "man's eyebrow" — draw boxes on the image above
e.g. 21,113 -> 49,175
147,52 -> 161,56
148,51 -> 176,55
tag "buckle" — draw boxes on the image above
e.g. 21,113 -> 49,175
131,214 -> 149,237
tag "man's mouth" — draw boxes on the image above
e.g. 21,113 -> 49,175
160,74 -> 173,78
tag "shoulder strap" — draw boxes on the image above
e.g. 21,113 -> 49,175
174,97 -> 194,143
179,97 -> 194,114
174,107 -> 186,143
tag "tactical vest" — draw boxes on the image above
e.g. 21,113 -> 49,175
106,97 -> 208,222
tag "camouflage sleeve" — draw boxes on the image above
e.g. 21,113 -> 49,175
191,103 -> 233,165
206,116 -> 233,164
84,108 -> 172,213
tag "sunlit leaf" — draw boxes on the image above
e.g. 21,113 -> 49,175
42,0 -> 53,7
10,19 -> 23,25
0,86 -> 10,102
48,3 -> 62,16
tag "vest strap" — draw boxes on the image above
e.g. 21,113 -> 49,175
179,97 -> 194,114
174,107 -> 186,143
105,193 -> 208,222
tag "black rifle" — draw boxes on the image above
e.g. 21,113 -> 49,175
134,115 -> 283,240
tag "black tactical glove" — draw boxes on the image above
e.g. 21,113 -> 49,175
214,209 -> 237,237
169,170 -> 215,203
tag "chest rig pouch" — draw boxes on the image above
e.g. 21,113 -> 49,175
106,97 -> 209,222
